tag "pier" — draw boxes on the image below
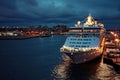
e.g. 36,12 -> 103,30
103,30 -> 120,69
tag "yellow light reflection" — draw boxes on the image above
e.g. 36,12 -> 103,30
52,55 -> 71,80
95,57 -> 120,80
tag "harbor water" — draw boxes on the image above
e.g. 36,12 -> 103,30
0,35 -> 120,80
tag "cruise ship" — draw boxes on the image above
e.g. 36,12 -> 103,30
60,14 -> 106,64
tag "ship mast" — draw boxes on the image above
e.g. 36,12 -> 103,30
84,14 -> 94,26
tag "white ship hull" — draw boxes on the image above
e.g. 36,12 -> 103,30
63,50 -> 102,64
60,36 -> 105,64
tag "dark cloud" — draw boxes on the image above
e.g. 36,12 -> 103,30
23,0 -> 38,6
0,0 -> 17,10
0,0 -> 120,28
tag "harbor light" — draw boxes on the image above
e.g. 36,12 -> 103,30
115,38 -> 119,42
110,31 -> 114,35
114,34 -> 117,37
115,38 -> 119,46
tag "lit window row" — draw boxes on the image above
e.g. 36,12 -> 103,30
69,42 -> 91,44
69,45 -> 89,47
70,38 -> 92,41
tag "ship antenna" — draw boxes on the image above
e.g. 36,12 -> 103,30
89,13 -> 91,16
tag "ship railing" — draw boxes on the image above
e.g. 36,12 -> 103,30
60,47 -> 97,53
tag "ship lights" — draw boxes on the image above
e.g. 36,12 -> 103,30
77,21 -> 81,25
75,21 -> 81,27
83,48 -> 86,51
62,45 -> 99,52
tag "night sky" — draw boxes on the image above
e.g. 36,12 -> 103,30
0,0 -> 120,28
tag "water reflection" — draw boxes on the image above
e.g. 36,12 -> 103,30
94,56 -> 120,80
53,55 -> 71,80
53,55 -> 120,80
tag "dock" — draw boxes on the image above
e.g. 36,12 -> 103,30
103,30 -> 120,69
104,55 -> 120,66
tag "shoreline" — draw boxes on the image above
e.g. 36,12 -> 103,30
0,35 -> 52,40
